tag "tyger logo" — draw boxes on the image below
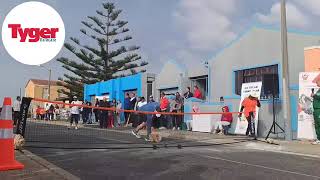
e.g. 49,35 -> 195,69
8,24 -> 59,43
2,1 -> 65,65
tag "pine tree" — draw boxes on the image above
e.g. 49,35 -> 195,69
57,2 -> 148,99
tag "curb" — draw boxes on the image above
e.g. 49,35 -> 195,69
19,150 -> 80,180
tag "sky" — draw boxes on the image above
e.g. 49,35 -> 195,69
1,0 -> 320,101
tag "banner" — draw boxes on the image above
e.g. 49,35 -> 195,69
298,72 -> 319,140
16,97 -> 32,137
232,82 -> 262,135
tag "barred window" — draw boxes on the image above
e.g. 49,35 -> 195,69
234,65 -> 279,99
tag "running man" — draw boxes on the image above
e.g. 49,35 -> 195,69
69,96 -> 82,130
238,93 -> 261,139
131,102 -> 161,142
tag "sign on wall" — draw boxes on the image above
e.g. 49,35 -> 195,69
298,72 -> 318,140
231,82 -> 262,135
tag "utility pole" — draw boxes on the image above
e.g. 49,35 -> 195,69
281,0 -> 292,140
39,65 -> 52,101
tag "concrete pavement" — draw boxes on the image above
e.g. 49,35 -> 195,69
2,120 -> 319,180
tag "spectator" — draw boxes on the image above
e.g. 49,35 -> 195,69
194,85 -> 202,99
124,93 -> 131,126
93,98 -> 99,123
172,92 -> 183,130
239,93 -> 261,139
87,101 -> 93,124
116,100 -> 122,127
131,96 -> 140,128
149,95 -> 155,103
82,101 -> 90,124
39,107 -> 46,120
54,104 -> 60,120
36,105 -> 41,119
159,92 -> 169,129
110,99 -> 117,128
48,104 -> 55,120
13,96 -> 21,125
99,97 -> 110,128
220,96 -> 224,103
45,103 -> 50,120
137,97 -> 147,126
213,106 -> 233,135
69,96 -> 82,130
183,87 -> 193,99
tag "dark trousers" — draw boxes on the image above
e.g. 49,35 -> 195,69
172,110 -> 182,129
100,112 -> 108,128
245,112 -> 256,137
94,112 -> 99,123
159,109 -> 168,128
70,114 -> 80,124
13,111 -> 20,125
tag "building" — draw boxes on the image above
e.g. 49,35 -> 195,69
84,73 -> 156,103
83,24 -> 320,139
206,24 -> 320,139
25,79 -> 67,102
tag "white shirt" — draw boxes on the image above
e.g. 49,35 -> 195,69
13,100 -> 21,112
137,101 -> 147,108
70,100 -> 82,114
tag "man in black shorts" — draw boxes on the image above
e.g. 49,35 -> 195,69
131,102 -> 161,141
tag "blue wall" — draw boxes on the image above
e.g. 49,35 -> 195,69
84,73 -> 143,102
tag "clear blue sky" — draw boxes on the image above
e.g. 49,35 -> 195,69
1,0 -> 320,101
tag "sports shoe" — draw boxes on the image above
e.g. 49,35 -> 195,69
312,140 -> 320,145
132,130 -> 141,138
75,126 -> 78,130
144,137 -> 152,142
172,127 -> 176,130
159,127 -> 166,130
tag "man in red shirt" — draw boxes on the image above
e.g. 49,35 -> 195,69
194,86 -> 202,99
159,92 -> 169,129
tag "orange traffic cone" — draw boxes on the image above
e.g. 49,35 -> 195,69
0,97 -> 24,171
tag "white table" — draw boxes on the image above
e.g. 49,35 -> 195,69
192,114 -> 221,133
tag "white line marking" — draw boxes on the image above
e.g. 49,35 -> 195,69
198,154 -> 320,179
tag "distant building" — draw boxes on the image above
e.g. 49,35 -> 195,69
25,79 -> 68,103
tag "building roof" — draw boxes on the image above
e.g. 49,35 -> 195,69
27,79 -> 61,87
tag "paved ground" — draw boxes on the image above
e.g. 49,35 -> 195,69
14,121 -> 320,179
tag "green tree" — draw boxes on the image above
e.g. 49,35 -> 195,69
57,2 -> 148,99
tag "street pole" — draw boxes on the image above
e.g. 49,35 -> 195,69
281,0 -> 292,140
48,69 -> 51,101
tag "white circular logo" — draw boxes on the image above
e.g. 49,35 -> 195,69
2,1 -> 65,65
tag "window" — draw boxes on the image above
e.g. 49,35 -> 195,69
42,88 -> 49,99
190,75 -> 208,100
234,65 -> 279,99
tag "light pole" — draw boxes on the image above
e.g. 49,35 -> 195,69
281,0 -> 292,140
204,61 -> 211,102
39,65 -> 52,101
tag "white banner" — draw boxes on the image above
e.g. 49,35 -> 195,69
298,72 -> 318,140
232,82 -> 262,135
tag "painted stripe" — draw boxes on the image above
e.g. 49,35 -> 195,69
0,120 -> 13,128
199,154 -> 320,179
0,129 -> 14,139
0,106 -> 13,120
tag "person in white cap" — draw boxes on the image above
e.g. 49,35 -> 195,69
69,96 -> 82,130
238,92 -> 261,139
13,96 -> 21,126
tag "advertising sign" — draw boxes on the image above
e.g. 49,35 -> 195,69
231,82 -> 262,135
298,72 -> 319,140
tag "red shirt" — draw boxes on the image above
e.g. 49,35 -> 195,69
194,89 -> 202,99
241,97 -> 258,117
160,97 -> 169,110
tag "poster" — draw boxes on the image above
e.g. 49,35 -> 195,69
231,82 -> 262,135
298,72 -> 319,140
